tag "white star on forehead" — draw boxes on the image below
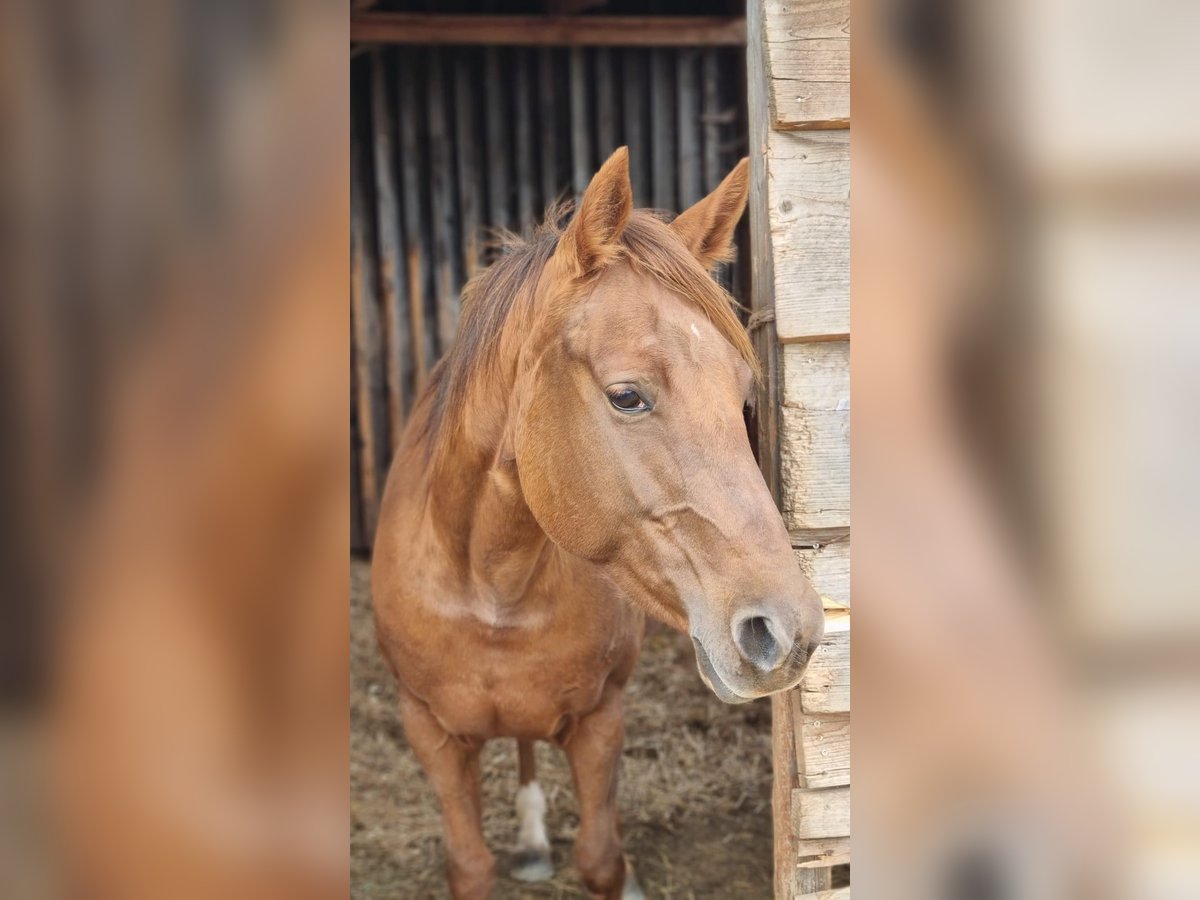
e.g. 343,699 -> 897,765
690,322 -> 701,338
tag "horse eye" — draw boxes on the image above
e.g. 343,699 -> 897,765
608,388 -> 650,413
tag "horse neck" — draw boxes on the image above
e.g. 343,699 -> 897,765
425,344 -> 553,614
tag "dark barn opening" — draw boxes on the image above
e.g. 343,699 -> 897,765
350,2 -> 750,550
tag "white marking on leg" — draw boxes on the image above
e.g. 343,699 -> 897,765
515,781 -> 550,853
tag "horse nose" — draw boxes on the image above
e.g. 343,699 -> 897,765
731,610 -> 795,673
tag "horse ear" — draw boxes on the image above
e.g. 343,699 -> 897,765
557,147 -> 633,276
671,157 -> 750,269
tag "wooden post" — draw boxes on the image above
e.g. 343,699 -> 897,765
749,0 -> 851,894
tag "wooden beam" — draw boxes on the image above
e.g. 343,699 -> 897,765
792,786 -> 850,840
351,14 -> 747,47
769,131 -> 850,342
781,341 -> 850,531
762,0 -> 849,129
801,611 -> 849,714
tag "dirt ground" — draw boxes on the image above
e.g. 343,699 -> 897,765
351,559 -> 777,899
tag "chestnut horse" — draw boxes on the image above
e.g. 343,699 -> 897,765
372,148 -> 824,899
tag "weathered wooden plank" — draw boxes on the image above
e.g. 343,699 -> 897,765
350,121 -> 385,537
794,835 -> 850,869
783,339 -> 849,409
781,341 -> 849,531
780,402 -> 849,531
701,49 -> 723,192
792,786 -> 850,840
538,48 -> 561,210
762,0 -> 849,129
769,129 -> 850,341
351,13 -> 748,47
454,51 -> 484,278
772,690 -> 801,900
570,47 -> 591,196
427,48 -> 460,353
594,47 -> 618,161
676,48 -> 703,209
796,887 -> 849,900
797,711 -> 849,790
650,49 -> 675,211
801,610 -> 849,714
794,540 -> 849,607
397,50 -> 433,389
369,51 -> 409,448
484,47 -> 512,231
622,50 -> 650,208
514,49 -> 537,230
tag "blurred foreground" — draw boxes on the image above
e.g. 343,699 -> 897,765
853,0 -> 1200,896
0,0 -> 1198,898
2,2 -> 349,898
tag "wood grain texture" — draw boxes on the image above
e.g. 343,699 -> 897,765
350,123 -> 385,538
351,13 -> 748,47
570,48 -> 591,196
793,539 -> 849,606
748,0 -> 783,509
794,835 -> 850,869
397,51 -> 433,389
772,691 -> 801,899
769,130 -> 850,341
801,610 -> 849,714
594,47 -> 618,161
484,48 -> 511,231
369,51 -> 409,447
795,888 -> 850,899
651,49 -> 675,211
797,709 -> 849,790
676,48 -> 703,209
454,52 -> 484,279
514,49 -> 537,231
538,48 -> 561,209
762,0 -> 849,129
792,786 -> 850,840
427,49 -> 460,352
781,341 -> 849,530
622,50 -> 650,208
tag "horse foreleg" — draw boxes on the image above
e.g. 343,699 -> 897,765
397,688 -> 494,900
511,739 -> 554,882
564,685 -> 644,900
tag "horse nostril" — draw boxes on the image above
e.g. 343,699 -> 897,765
733,614 -> 789,672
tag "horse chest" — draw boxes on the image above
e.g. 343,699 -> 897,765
394,601 -> 637,742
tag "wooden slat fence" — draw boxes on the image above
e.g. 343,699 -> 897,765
351,44 -> 748,550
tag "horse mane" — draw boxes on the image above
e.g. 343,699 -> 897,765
421,203 -> 759,462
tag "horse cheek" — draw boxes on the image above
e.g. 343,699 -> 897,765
515,387 -> 623,562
